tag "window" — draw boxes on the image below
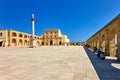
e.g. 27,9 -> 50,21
55,35 -> 56,38
12,32 -> 17,36
24,35 -> 27,38
0,32 -> 2,36
19,34 -> 23,37
30,36 -> 32,38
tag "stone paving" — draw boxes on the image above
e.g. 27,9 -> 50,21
84,47 -> 120,80
0,46 -> 99,80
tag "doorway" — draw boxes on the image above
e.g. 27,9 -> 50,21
59,41 -> 62,45
50,40 -> 53,45
0,41 -> 3,47
42,42 -> 44,45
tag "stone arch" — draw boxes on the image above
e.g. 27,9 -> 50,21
101,34 -> 106,52
19,33 -> 23,38
24,35 -> 27,38
93,38 -> 96,48
102,34 -> 105,40
76,43 -> 78,45
109,28 -> 116,57
28,41 -> 30,45
12,32 -> 17,37
18,39 -> 23,46
12,38 -> 17,46
42,42 -> 44,45
110,28 -> 116,35
36,41 -> 40,46
24,40 -> 27,46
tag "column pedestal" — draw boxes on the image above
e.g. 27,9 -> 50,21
29,38 -> 37,48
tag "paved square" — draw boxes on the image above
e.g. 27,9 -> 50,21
0,46 -> 98,80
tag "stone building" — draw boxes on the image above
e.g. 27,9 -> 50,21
40,29 -> 70,46
70,42 -> 85,46
86,14 -> 120,60
0,29 -> 41,47
0,29 -> 69,47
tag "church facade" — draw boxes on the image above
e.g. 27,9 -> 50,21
41,29 -> 69,46
0,29 -> 69,47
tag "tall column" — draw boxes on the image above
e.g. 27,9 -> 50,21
105,29 -> 109,56
117,30 -> 120,60
116,18 -> 120,60
29,14 -> 37,48
32,14 -> 35,39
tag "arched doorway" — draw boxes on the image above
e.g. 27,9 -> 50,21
50,40 -> 53,45
24,40 -> 27,46
59,41 -> 62,45
12,38 -> 17,46
36,41 -> 40,46
0,41 -> 3,47
18,39 -> 23,46
42,42 -> 44,45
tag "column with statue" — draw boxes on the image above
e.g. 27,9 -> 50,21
29,14 -> 36,48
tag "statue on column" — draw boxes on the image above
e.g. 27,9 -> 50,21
29,14 -> 37,48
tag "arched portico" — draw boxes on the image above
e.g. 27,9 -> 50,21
109,29 -> 116,57
12,38 -> 17,46
18,39 -> 23,46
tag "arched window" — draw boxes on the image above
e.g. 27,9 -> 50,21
24,35 -> 27,38
12,32 -> 17,37
102,34 -> 105,40
19,34 -> 23,37
0,32 -> 2,36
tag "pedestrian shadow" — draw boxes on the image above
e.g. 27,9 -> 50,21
84,47 -> 120,80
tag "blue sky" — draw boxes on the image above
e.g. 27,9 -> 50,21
0,0 -> 120,42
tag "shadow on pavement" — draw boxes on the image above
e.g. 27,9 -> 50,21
84,47 -> 120,80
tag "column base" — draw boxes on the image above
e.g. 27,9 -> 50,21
29,38 -> 37,48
